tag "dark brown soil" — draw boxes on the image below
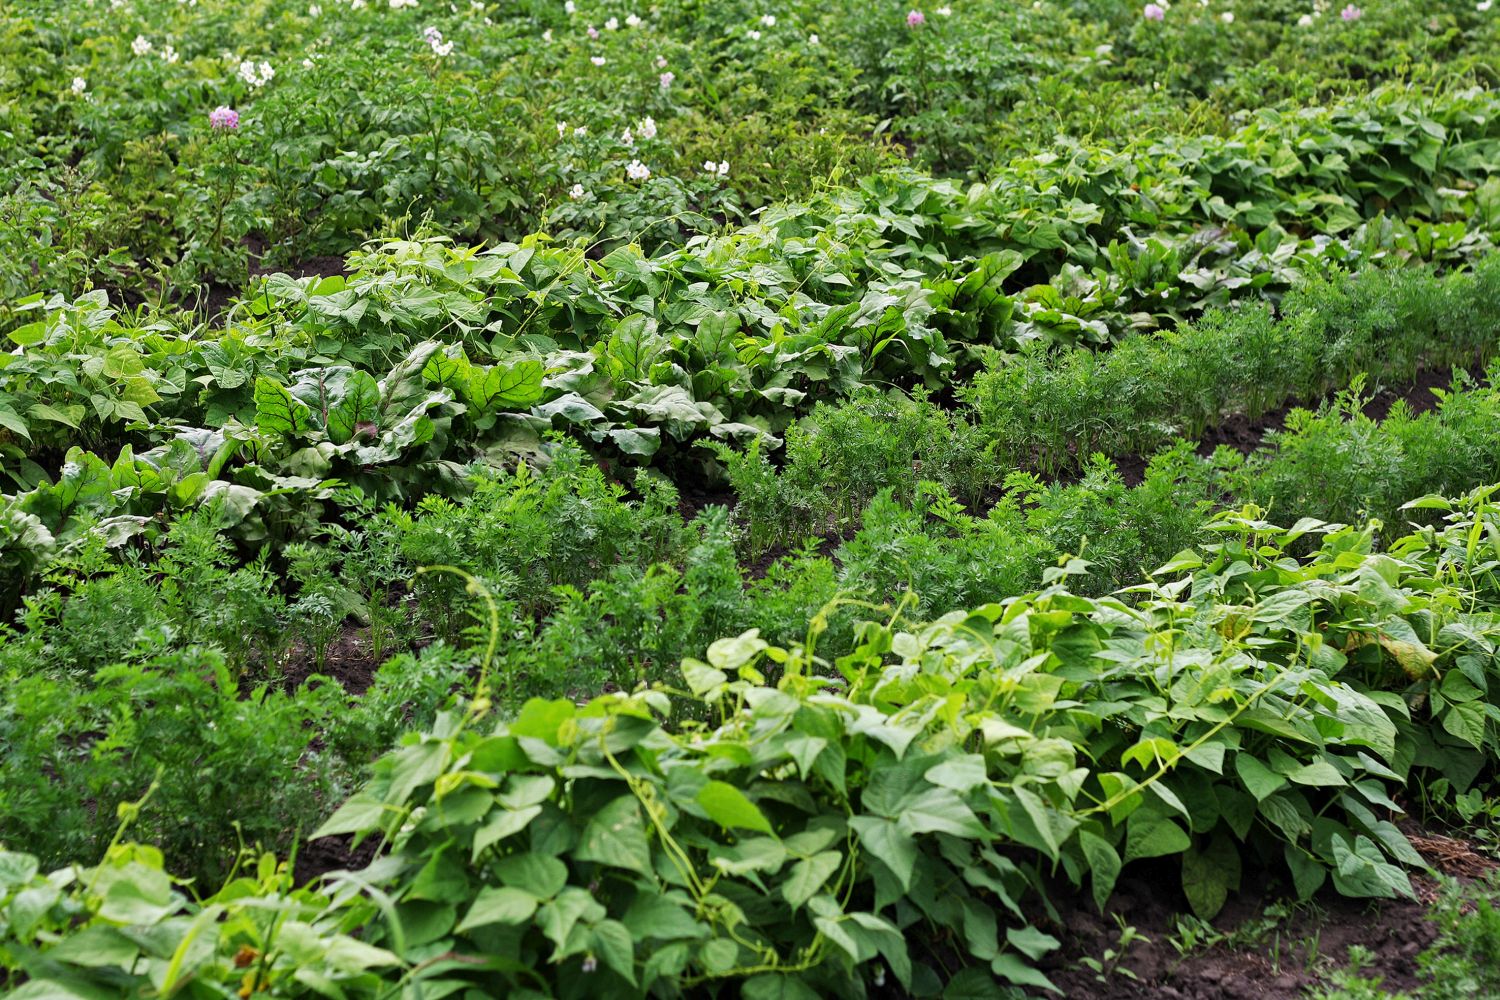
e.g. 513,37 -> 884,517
281,627 -> 384,697
248,254 -> 350,281
292,830 -> 380,887
1038,870 -> 1429,999
196,283 -> 239,324
1357,366 -> 1474,423
1036,832 -> 1497,999
676,487 -> 737,523
1111,452 -> 1153,491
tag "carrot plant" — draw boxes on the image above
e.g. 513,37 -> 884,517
9,487 -> 1500,995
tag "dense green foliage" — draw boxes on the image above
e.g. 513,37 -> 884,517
6,0 -> 1500,995
5,0 -> 1498,301
8,489 -> 1500,995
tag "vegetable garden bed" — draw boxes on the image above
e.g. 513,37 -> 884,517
7,0 -> 1500,996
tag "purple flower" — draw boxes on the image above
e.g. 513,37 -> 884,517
1143,2 -> 1165,19
1340,3 -> 1362,18
906,9 -> 926,25
209,106 -> 240,130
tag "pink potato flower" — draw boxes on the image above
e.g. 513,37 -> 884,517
906,9 -> 926,25
209,105 -> 240,129
1143,3 -> 1165,19
1340,3 -> 1362,18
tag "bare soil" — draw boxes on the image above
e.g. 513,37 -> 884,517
1037,830 -> 1496,999
292,830 -> 380,887
1040,870 -> 1434,999
280,627 -> 385,697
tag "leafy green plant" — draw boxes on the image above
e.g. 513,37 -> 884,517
11,485 -> 1500,994
8,8 -> 1500,995
1079,916 -> 1151,984
0,648 -> 344,883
